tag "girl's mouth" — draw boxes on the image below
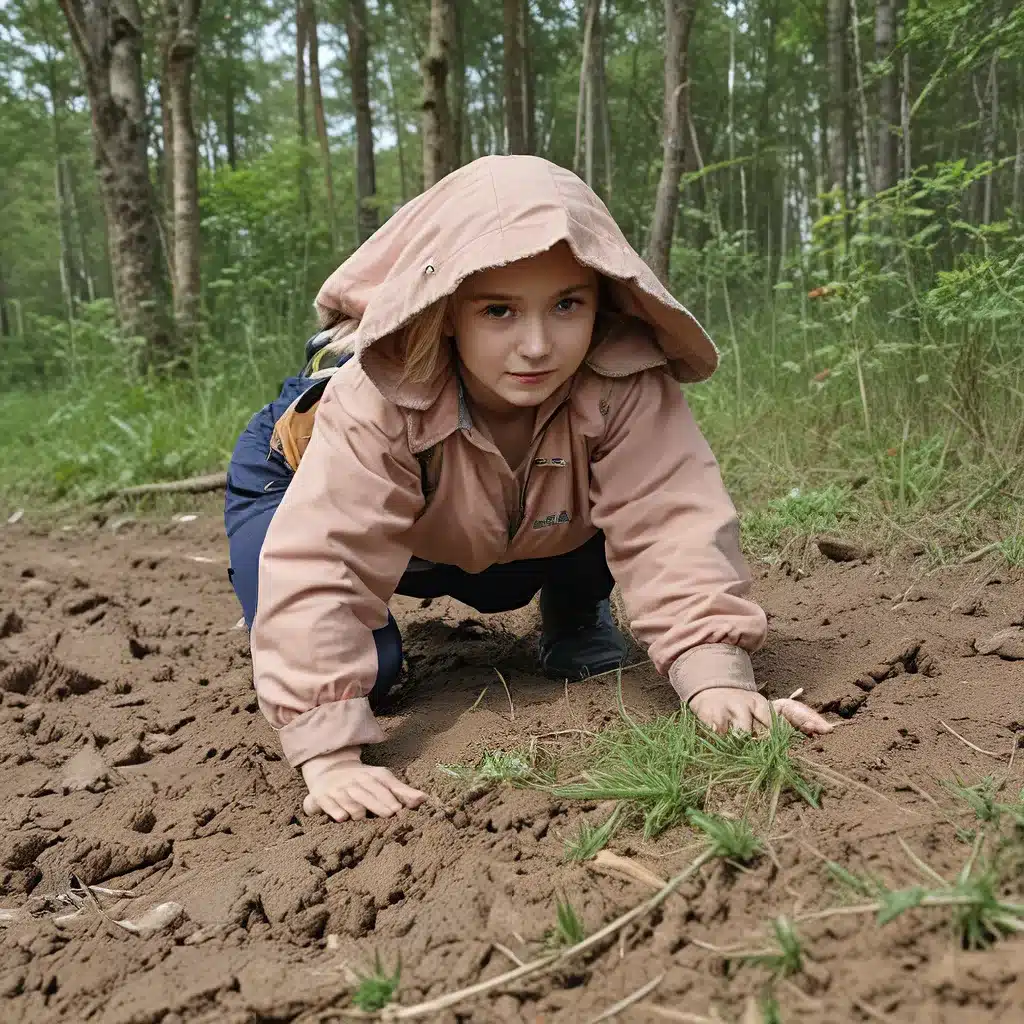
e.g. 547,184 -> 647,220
508,371 -> 554,385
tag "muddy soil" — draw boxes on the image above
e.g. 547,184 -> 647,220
1,508 -> 1022,1024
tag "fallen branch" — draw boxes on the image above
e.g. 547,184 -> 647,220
938,719 -> 1006,759
95,472 -> 227,503
379,849 -> 715,1021
587,972 -> 664,1023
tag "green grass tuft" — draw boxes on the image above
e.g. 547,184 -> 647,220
545,897 -> 586,949
562,807 -> 622,862
437,748 -> 554,788
740,916 -> 805,979
350,952 -> 401,1012
685,809 -> 763,864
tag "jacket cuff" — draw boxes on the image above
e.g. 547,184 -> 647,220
277,696 -> 386,767
668,643 -> 758,704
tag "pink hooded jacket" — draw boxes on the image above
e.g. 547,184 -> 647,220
250,155 -> 767,767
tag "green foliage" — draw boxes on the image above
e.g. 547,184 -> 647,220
350,952 -> 401,1012
545,897 -> 586,950
562,807 -> 622,863
685,809 -> 763,864
438,748 -> 555,788
549,707 -> 818,838
739,917 -> 805,980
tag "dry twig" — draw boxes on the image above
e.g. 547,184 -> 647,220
586,973 -> 664,1023
938,719 -> 1006,759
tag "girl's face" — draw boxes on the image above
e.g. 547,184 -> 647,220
449,242 -> 598,416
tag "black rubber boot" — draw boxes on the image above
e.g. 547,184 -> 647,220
538,590 -> 627,680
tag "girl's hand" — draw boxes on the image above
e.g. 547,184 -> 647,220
689,688 -> 833,737
301,747 -> 428,821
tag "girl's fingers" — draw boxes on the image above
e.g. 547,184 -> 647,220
731,704 -> 755,734
772,698 -> 834,735
302,793 -> 319,816
367,766 -> 429,807
335,791 -> 368,820
751,700 -> 773,735
348,780 -> 402,818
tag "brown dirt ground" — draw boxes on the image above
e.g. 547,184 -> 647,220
1,505 -> 1023,1024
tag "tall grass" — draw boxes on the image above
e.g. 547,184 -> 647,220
3,200 -> 1023,560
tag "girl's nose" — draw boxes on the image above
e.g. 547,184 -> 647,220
518,318 -> 552,360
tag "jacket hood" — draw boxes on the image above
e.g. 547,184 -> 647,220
315,155 -> 718,409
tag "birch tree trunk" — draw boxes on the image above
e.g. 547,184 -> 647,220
503,0 -> 526,154
422,0 -> 454,187
826,0 -> 850,209
164,0 -> 202,338
874,0 -> 898,192
521,0 -> 535,154
57,0 -> 172,354
295,0 -> 310,222
345,0 -> 378,241
305,0 -> 336,244
574,0 -> 598,176
449,0 -> 466,165
982,52 -> 998,225
644,0 -> 698,285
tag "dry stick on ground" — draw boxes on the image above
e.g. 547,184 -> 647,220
376,849 -> 717,1021
493,668 -> 515,722
586,972 -> 664,1023
642,1008 -> 725,1024
852,998 -> 901,1023
938,719 -> 1006,759
96,472 -> 227,502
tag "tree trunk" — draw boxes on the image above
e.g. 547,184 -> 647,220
503,0 -> 526,153
449,0 -> 466,165
385,55 -> 408,204
57,0 -> 172,354
0,255 -> 10,337
521,0 -> 535,154
295,0 -> 310,221
644,0 -> 698,285
849,0 -> 872,197
874,0 -> 897,192
574,0 -> 598,176
596,2 -> 612,197
900,52 -> 911,178
826,0 -> 850,209
164,0 -> 202,338
345,0 -> 378,241
1014,110 -> 1023,219
422,0 -> 454,188
306,0 -> 336,243
982,51 -> 998,225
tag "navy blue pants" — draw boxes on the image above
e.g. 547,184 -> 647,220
224,376 -> 615,705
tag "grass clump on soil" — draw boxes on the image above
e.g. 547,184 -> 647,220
437,747 -> 555,788
563,807 -> 622,862
686,809 -> 763,864
550,708 -> 820,838
545,897 -> 587,949
738,916 -> 805,980
350,952 -> 401,1012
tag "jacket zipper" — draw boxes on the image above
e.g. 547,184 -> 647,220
507,399 -> 570,541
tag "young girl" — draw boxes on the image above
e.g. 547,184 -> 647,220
225,155 -> 831,824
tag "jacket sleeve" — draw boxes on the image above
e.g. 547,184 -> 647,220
588,369 -> 767,704
250,373 -> 424,766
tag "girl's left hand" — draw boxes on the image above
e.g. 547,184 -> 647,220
689,687 -> 833,737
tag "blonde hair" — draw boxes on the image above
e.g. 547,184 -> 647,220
400,298 -> 450,385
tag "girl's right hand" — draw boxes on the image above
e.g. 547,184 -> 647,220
301,747 -> 428,821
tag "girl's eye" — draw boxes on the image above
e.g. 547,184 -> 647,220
483,304 -> 513,319
555,297 -> 582,313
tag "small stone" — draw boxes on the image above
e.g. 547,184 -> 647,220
115,901 -> 184,937
60,746 -> 110,793
817,536 -> 870,563
951,597 -> 984,616
975,627 -> 1024,661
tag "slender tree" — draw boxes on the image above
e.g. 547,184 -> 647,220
503,0 -> 527,153
56,0 -> 172,353
295,0 -> 310,221
164,0 -> 202,338
345,0 -> 378,241
827,0 -> 850,210
305,0 -> 336,244
422,0 -> 454,187
645,0 -> 698,284
874,0 -> 898,192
